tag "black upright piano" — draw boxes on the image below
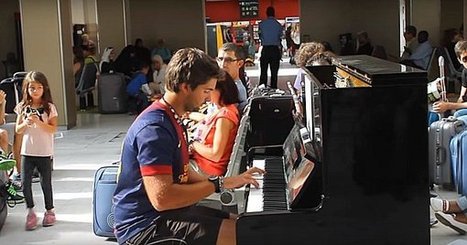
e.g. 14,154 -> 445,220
234,55 -> 429,244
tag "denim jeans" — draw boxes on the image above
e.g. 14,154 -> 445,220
457,196 -> 467,213
428,109 -> 467,126
22,155 -> 54,210
428,111 -> 440,126
454,109 -> 467,118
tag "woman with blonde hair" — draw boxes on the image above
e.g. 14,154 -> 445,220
293,42 -> 329,91
295,42 -> 325,67
149,54 -> 167,95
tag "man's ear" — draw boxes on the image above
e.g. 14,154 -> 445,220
179,82 -> 190,93
238,59 -> 245,68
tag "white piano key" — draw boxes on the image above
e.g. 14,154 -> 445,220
246,187 -> 263,212
246,158 -> 288,212
252,159 -> 265,169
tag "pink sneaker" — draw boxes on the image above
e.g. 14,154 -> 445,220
25,211 -> 37,231
42,210 -> 56,227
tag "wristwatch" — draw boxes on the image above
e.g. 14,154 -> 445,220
208,176 -> 223,193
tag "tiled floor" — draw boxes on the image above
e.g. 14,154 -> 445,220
0,58 -> 465,244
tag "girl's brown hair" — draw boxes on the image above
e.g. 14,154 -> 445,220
20,71 -> 53,115
216,72 -> 240,106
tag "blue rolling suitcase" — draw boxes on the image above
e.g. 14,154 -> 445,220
92,165 -> 118,237
450,130 -> 467,196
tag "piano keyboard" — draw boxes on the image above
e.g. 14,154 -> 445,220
246,158 -> 288,212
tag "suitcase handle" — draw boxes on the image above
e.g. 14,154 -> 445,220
436,147 -> 445,164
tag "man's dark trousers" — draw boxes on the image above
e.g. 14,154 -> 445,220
259,45 -> 281,88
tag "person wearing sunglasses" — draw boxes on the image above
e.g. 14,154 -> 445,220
433,40 -> 467,119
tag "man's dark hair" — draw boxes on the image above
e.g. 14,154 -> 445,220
135,38 -> 143,47
136,61 -> 150,71
418,30 -> 429,43
405,25 -> 417,36
216,72 -> 240,106
165,48 -> 224,93
221,42 -> 245,60
266,6 -> 275,17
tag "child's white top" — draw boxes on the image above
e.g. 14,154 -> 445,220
16,103 -> 58,157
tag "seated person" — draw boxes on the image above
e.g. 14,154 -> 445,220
401,25 -> 418,60
148,55 -> 167,95
151,38 -> 172,64
188,73 -> 240,176
112,48 -> 264,245
401,30 -> 432,70
126,63 -> 151,115
0,89 -> 20,183
442,28 -> 464,71
216,43 -> 248,113
355,31 -> 373,55
99,47 -> 116,74
292,42 -> 325,91
0,90 -> 9,155
433,40 -> 467,118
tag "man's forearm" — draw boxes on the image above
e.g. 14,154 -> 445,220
452,102 -> 467,111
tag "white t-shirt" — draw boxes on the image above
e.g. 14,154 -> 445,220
15,103 -> 58,157
152,64 -> 167,94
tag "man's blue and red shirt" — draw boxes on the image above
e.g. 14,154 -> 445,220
113,101 -> 189,244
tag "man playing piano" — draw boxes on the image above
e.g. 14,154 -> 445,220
113,48 -> 264,245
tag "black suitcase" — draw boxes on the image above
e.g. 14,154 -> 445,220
247,95 -> 295,148
98,73 -> 128,114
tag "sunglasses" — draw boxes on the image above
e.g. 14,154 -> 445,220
216,56 -> 238,63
